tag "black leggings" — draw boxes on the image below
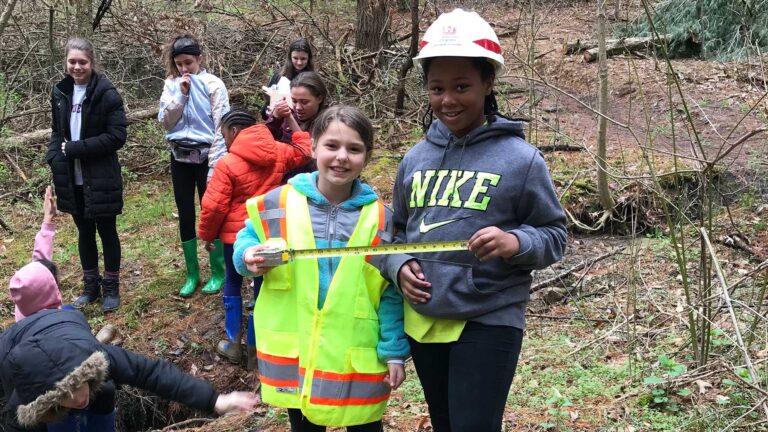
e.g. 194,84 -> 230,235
287,409 -> 382,432
170,155 -> 208,242
409,321 -> 524,432
73,187 -> 120,273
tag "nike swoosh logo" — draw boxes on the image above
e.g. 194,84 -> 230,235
419,217 -> 464,233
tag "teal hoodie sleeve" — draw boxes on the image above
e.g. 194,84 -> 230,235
233,219 -> 262,277
376,283 -> 409,362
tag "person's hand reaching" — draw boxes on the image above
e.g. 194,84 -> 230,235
214,391 -> 259,415
43,186 -> 57,223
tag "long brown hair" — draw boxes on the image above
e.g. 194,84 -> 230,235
280,38 -> 314,80
291,72 -> 330,130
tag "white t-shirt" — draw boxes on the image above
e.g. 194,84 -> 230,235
70,85 -> 87,186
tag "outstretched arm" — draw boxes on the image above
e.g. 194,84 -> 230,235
32,186 -> 57,262
102,345 -> 257,414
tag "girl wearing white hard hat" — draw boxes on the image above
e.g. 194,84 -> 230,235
378,9 -> 567,431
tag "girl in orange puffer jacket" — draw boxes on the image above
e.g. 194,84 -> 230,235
198,108 -> 311,368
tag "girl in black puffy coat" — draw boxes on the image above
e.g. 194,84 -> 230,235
0,309 -> 258,432
47,38 -> 125,313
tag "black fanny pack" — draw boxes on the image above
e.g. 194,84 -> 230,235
169,139 -> 210,164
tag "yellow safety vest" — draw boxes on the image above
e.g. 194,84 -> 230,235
245,185 -> 392,426
404,304 -> 466,343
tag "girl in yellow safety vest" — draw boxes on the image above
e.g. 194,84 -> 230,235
378,9 -> 568,432
233,105 -> 408,431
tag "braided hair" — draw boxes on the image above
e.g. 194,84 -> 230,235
221,108 -> 257,129
420,57 -> 503,133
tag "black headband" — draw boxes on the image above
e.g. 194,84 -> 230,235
172,39 -> 201,58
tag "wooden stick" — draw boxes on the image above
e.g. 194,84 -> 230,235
567,315 -> 633,357
3,107 -> 159,147
4,154 -> 28,182
0,215 -> 12,233
528,313 -> 609,323
701,227 -> 768,421
157,417 -> 213,432
722,397 -> 768,432
531,248 -> 624,293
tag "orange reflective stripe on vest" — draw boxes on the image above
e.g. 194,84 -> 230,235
308,369 -> 390,406
248,184 -> 393,425
257,350 -> 300,389
365,202 -> 386,263
257,186 -> 290,240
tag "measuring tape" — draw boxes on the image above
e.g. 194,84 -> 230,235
255,238 -> 469,266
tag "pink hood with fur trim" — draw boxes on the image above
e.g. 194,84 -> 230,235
9,222 -> 61,321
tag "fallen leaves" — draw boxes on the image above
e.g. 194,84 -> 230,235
415,414 -> 432,431
696,379 -> 713,395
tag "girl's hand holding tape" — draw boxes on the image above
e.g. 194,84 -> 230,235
243,245 -> 276,276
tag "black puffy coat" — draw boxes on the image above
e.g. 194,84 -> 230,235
46,73 -> 126,218
0,309 -> 219,431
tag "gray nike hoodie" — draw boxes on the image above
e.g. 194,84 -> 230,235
380,118 -> 567,330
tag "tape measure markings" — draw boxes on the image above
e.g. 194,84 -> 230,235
291,240 -> 469,260
257,240 -> 469,266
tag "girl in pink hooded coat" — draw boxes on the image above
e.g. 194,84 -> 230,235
9,186 -> 63,321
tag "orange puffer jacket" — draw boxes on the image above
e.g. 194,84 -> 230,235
198,124 -> 311,244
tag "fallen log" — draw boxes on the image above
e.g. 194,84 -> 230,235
563,39 -> 597,55
1,107 -> 159,148
564,35 -> 669,58
582,35 -> 668,62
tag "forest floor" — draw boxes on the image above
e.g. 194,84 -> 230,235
1,0 -> 768,431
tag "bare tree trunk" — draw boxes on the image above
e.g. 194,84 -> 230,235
93,0 -> 114,30
613,0 -> 620,20
596,0 -> 615,212
355,0 -> 389,51
49,8 -> 56,75
0,0 -> 20,40
71,0 -> 93,37
395,0 -> 420,116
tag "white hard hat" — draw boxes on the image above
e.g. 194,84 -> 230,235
413,9 -> 504,73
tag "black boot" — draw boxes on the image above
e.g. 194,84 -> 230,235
73,275 -> 101,308
102,279 -> 121,313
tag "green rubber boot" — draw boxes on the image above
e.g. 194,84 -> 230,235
202,239 -> 225,294
179,238 -> 200,297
